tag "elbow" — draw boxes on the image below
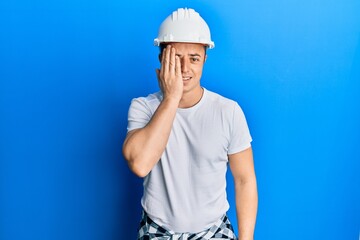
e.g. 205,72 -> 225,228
126,157 -> 151,178
130,163 -> 150,178
234,174 -> 257,187
122,145 -> 151,178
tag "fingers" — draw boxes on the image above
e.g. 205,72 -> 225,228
169,47 -> 176,76
163,45 -> 171,75
161,45 -> 177,75
175,55 -> 181,77
156,45 -> 183,101
159,46 -> 166,79
161,45 -> 166,67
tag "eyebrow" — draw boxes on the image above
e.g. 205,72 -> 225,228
175,53 -> 202,57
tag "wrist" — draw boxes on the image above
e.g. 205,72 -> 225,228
162,95 -> 181,106
161,97 -> 181,110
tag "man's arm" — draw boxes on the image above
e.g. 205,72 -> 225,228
229,147 -> 258,240
123,45 -> 182,177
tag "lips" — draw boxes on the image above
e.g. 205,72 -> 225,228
182,76 -> 192,81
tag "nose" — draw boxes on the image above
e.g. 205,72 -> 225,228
181,58 -> 189,73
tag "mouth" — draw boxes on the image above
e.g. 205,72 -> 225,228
182,76 -> 192,81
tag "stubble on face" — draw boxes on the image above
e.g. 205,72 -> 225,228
169,42 -> 207,107
171,43 -> 206,92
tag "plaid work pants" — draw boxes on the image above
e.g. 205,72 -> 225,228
137,211 -> 237,240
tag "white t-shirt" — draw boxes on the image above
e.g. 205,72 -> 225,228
127,88 -> 252,233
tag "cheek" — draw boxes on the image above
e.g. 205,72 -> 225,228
194,66 -> 204,76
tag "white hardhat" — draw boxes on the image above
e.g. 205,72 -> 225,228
154,8 -> 215,49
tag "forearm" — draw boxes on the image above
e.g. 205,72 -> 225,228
123,45 -> 183,177
235,176 -> 258,240
123,97 -> 178,177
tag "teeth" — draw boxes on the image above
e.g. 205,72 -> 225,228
183,77 -> 191,80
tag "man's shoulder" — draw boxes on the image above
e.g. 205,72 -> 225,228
204,88 -> 238,108
132,91 -> 162,105
128,91 -> 163,114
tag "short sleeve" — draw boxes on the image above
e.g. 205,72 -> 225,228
227,103 -> 252,155
127,98 -> 152,132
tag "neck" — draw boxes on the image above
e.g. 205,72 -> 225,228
178,87 -> 204,109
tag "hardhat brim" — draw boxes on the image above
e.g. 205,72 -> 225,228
154,39 -> 215,49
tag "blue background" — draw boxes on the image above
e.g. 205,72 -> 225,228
1,0 -> 359,239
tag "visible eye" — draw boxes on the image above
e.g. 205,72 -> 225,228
190,57 -> 200,62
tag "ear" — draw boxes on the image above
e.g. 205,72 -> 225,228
204,54 -> 208,63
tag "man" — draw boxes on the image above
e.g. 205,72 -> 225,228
123,8 -> 257,240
